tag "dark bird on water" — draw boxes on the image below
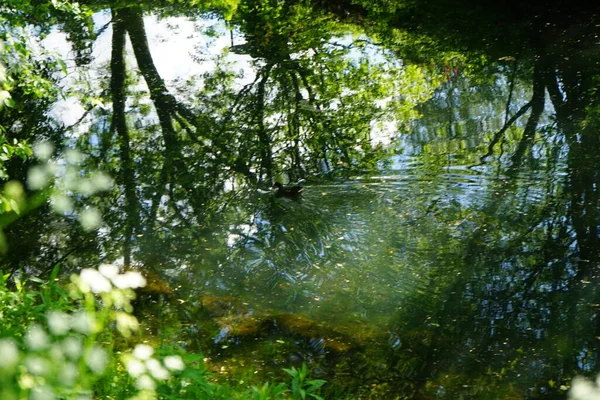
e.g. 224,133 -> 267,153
273,182 -> 304,198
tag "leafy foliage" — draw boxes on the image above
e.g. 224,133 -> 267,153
0,264 -> 328,399
283,364 -> 326,400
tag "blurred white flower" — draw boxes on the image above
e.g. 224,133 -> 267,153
0,339 -> 20,370
111,290 -> 135,311
85,345 -> 108,374
19,374 -> 35,389
71,311 -> 95,334
24,355 -> 51,376
64,148 -> 83,165
91,172 -> 113,191
33,141 -> 54,161
79,207 -> 102,231
133,344 -> 154,360
50,193 -> 74,214
4,180 -> 24,200
58,362 -> 78,386
30,385 -> 55,400
135,374 -> 157,391
25,324 -> 49,351
112,271 -> 146,289
115,312 -> 139,338
570,376 -> 600,400
27,165 -> 52,190
62,336 -> 83,360
146,358 -> 170,380
80,268 -> 112,293
47,310 -> 71,336
77,179 -> 95,196
125,358 -> 146,377
99,263 -> 120,280
0,90 -> 11,106
63,168 -> 80,191
164,355 -> 185,371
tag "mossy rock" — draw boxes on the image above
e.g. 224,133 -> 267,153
215,313 -> 265,337
200,295 -> 247,317
211,311 -> 358,354
271,314 -> 355,353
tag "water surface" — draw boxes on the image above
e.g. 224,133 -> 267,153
2,1 -> 599,398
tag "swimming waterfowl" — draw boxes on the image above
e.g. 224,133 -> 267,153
273,182 -> 304,198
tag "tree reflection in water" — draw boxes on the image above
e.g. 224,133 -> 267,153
0,0 -> 599,397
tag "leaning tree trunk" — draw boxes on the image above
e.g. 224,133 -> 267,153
120,7 -> 211,224
111,9 -> 139,266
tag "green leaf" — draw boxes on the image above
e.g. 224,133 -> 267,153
3,97 -> 15,108
49,264 -> 61,281
8,199 -> 19,214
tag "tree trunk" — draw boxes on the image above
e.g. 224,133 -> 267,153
111,8 -> 139,266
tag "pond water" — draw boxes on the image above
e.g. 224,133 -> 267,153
159,153 -> 573,398
2,1 -> 600,398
